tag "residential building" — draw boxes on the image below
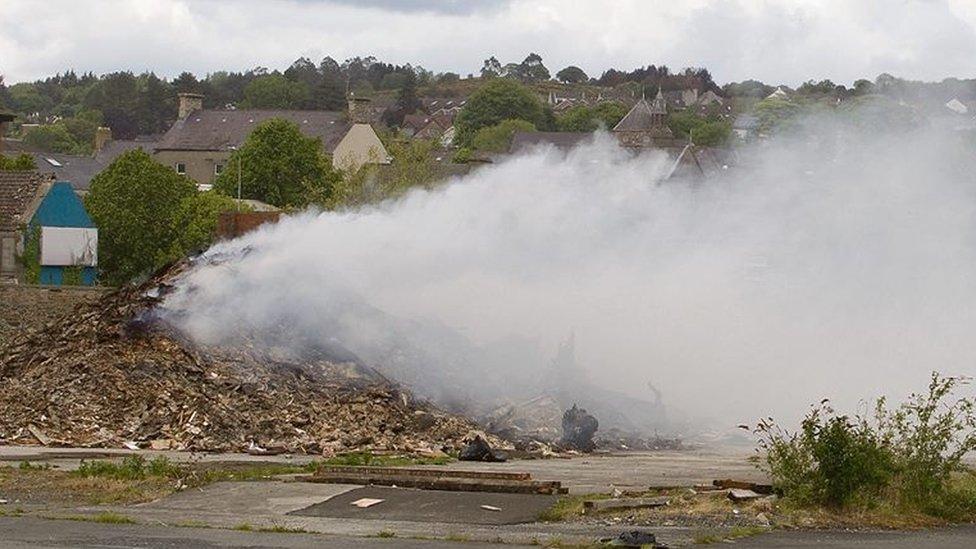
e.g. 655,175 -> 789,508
612,89 -> 679,148
154,93 -> 390,188
0,172 -> 51,282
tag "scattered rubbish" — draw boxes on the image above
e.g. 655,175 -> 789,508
149,439 -> 175,451
610,486 -> 623,498
756,512 -> 771,526
351,498 -> 384,508
600,530 -> 666,548
458,434 -> 507,462
693,484 -> 721,492
728,489 -> 763,502
0,498 -> 8,504
247,442 -> 286,456
480,505 -> 502,512
122,441 -> 141,451
713,479 -> 773,495
560,404 -> 599,452
584,497 -> 669,512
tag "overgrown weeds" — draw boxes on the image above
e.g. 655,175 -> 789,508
755,372 -> 976,520
75,455 -> 184,481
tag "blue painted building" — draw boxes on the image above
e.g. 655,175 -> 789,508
29,181 -> 98,286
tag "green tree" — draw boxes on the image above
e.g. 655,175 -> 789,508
213,118 -> 339,208
24,124 -> 81,153
592,101 -> 628,128
517,53 -> 550,83
471,119 -> 536,152
83,71 -> 140,139
668,110 -> 731,146
242,75 -> 310,109
557,106 -> 597,132
556,66 -> 588,84
480,56 -> 503,79
170,192 -> 243,255
0,153 -> 37,170
85,150 -> 196,285
455,79 -> 544,146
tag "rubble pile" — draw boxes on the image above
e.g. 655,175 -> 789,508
0,261 -> 491,454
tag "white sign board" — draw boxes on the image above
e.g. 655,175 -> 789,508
40,227 -> 98,267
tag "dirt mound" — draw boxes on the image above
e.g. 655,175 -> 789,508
0,261 -> 488,454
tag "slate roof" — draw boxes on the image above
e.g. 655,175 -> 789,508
28,153 -> 103,193
94,138 -> 158,164
509,131 -> 593,153
0,171 -> 53,231
613,95 -> 667,132
156,110 -> 350,152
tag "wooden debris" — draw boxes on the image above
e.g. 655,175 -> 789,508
480,505 -> 502,512
308,467 -> 566,495
0,259 -> 499,454
713,479 -> 773,495
583,497 -> 670,512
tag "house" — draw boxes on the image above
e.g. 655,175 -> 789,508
29,181 -> 98,285
25,153 -> 103,195
613,89 -> 679,148
0,172 -> 98,285
154,93 -> 390,187
732,113 -> 760,140
765,87 -> 790,101
945,98 -> 968,115
0,172 -> 51,282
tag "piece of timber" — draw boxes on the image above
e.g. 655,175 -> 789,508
306,473 -> 566,495
317,465 -> 531,481
583,497 -> 670,512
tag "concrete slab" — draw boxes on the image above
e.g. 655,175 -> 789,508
140,481 -> 360,515
291,486 -> 557,525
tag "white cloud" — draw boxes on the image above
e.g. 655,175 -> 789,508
1,0 -> 974,85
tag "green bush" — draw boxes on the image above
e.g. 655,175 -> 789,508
75,455 -> 185,481
756,373 -> 976,517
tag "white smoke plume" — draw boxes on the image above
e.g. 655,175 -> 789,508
162,119 -> 976,435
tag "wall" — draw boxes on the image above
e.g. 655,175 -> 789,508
154,150 -> 232,187
215,211 -> 282,240
0,284 -> 108,347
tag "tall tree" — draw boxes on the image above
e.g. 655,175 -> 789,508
213,118 -> 339,207
481,56 -> 503,78
172,71 -> 201,94
85,150 -> 196,284
136,72 -> 173,134
556,66 -> 588,84
383,70 -> 422,126
518,53 -> 551,83
454,79 -> 545,145
242,75 -> 310,109
83,71 -> 140,139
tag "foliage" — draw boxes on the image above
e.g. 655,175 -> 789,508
452,147 -> 473,163
23,123 -> 82,154
62,266 -> 85,286
668,110 -> 731,146
20,225 -> 40,284
242,74 -> 310,109
557,106 -> 598,132
755,373 -> 976,518
85,149 -> 196,285
556,66 -> 589,84
454,79 -> 544,146
723,79 -> 775,98
75,456 -> 185,481
0,153 -> 37,171
592,101 -> 628,129
327,138 -> 439,209
754,96 -> 803,133
471,119 -> 536,152
170,192 -> 244,255
213,118 -> 339,208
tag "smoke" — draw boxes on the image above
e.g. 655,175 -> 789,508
161,118 -> 976,434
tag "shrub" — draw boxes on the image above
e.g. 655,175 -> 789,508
755,373 -> 976,516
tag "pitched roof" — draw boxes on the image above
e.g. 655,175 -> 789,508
0,171 -> 53,231
155,110 -> 350,152
94,138 -> 158,164
509,131 -> 593,153
613,94 -> 667,133
32,181 -> 95,228
28,153 -> 103,193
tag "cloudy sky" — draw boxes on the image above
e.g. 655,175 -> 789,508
2,0 -> 976,86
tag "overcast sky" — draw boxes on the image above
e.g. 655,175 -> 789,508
3,0 -> 976,86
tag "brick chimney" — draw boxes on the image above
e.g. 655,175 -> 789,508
347,94 -> 371,124
93,126 -> 112,154
178,92 -> 204,119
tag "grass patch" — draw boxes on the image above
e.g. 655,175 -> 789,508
75,455 -> 184,481
61,512 -> 136,525
372,530 -> 397,538
537,494 -> 611,522
695,525 -> 770,544
233,523 -> 254,531
257,524 -> 309,534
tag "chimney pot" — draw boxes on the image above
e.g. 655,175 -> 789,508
178,92 -> 204,119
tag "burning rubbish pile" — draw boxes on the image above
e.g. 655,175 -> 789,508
0,260 -> 497,454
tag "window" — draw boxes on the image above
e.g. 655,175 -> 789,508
176,163 -> 186,175
214,163 -> 224,176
